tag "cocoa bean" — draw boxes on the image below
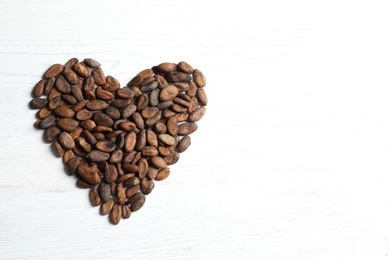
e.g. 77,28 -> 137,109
44,64 -> 64,78
150,156 -> 167,169
30,98 -> 47,109
59,132 -> 75,149
78,165 -> 101,184
87,150 -> 110,162
32,79 -> 45,98
177,136 -> 191,152
101,198 -> 114,215
99,181 -> 111,203
159,85 -> 178,101
44,126 -> 61,143
177,122 -> 198,135
55,75 -> 71,93
130,194 -> 146,212
155,168 -> 170,181
57,118 -> 79,132
90,188 -> 101,206
189,107 -> 206,122
84,58 -> 101,68
122,204 -> 131,219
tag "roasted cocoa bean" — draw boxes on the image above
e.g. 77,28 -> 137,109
101,198 -> 114,215
99,182 -> 112,203
90,188 -> 101,206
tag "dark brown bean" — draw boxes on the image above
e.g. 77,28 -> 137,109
177,122 -> 198,135
57,118 -> 79,132
42,125 -> 59,142
197,88 -> 208,106
84,58 -> 101,68
98,181 -> 111,203
130,194 -> 146,212
105,106 -> 121,120
155,168 -> 170,181
55,75 -> 71,93
178,61 -> 194,74
66,157 -> 80,175
109,204 -> 122,225
100,198 -> 114,215
189,107 -> 206,122
102,75 -> 120,91
122,205 -> 131,219
164,151 -> 180,165
90,188 -> 101,206
39,115 -> 56,129
116,88 -> 134,99
33,79 -> 45,98
87,150 -> 110,162
141,177 -> 154,195
159,85 -> 178,101
122,164 -> 139,173
123,177 -> 140,187
54,106 -> 75,118
92,112 -> 113,127
125,185 -> 140,198
30,98 -> 47,109
150,156 -> 167,169
193,69 -> 206,87
177,136 -> 191,152
59,132 -> 75,149
44,77 -> 56,95
44,64 -> 64,78
86,100 -> 108,110
96,140 -> 116,152
105,163 -> 118,183
78,165 -> 101,185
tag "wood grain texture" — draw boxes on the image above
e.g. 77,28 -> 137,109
1,0 -> 390,259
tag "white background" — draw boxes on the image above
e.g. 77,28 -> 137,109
1,0 -> 390,259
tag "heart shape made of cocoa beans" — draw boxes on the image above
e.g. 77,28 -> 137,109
30,58 -> 207,225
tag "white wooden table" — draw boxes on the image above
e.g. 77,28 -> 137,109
1,0 -> 390,259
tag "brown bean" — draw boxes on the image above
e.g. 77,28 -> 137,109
96,140 -> 116,152
78,165 -> 101,185
44,64 -> 64,78
87,150 -> 110,162
99,182 -> 112,202
110,204 -> 122,225
54,106 -> 75,118
177,136 -> 191,152
178,61 -> 194,74
130,194 -> 146,212
44,126 -> 61,143
57,118 -> 79,132
159,85 -> 179,101
125,185 -> 140,198
32,79 -> 45,98
39,115 -> 56,129
84,58 -> 101,68
59,132 -> 75,149
86,100 -> 108,110
55,75 -> 71,93
150,156 -> 167,169
197,88 -> 208,106
122,205 -> 131,219
189,107 -> 206,122
117,183 -> 126,205
177,122 -> 198,135
90,188 -> 101,206
155,168 -> 170,181
101,198 -> 114,215
30,98 -> 47,109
